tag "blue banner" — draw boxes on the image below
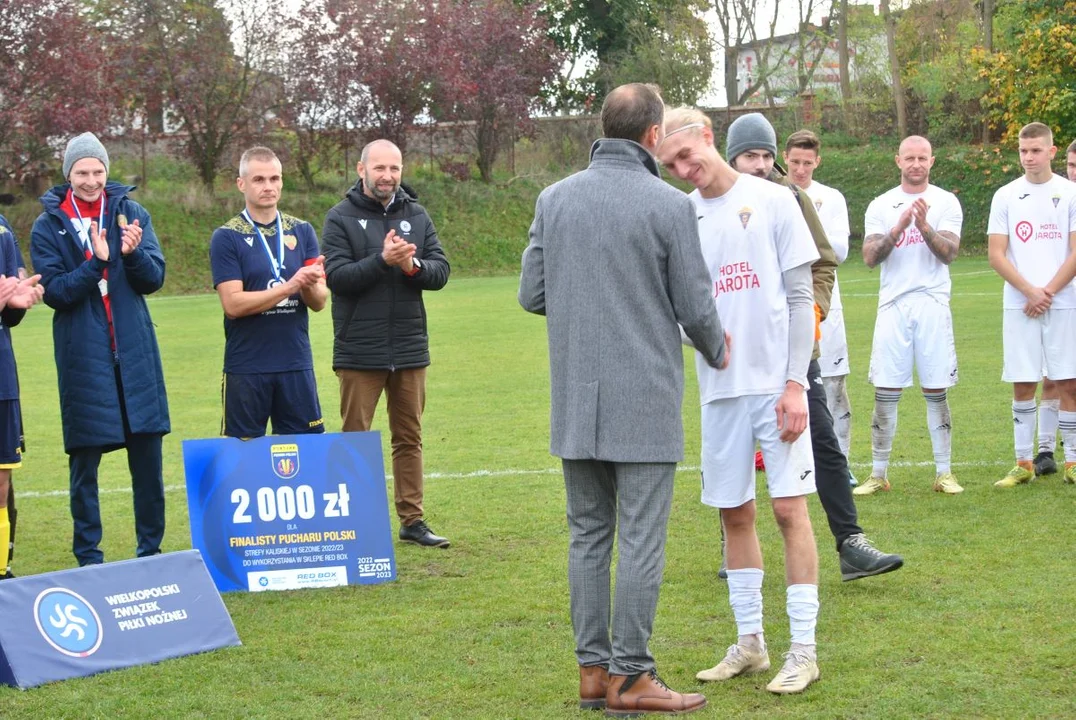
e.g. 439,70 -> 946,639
0,551 -> 240,689
182,432 -> 396,593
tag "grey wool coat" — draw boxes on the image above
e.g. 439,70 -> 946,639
519,139 -> 726,462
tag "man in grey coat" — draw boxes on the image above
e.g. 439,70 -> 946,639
519,83 -> 728,716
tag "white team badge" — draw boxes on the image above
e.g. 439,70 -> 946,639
400,220 -> 412,234
1053,195 -> 1061,208
358,219 -> 368,230
245,236 -> 254,247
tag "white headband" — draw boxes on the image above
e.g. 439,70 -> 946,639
663,122 -> 705,139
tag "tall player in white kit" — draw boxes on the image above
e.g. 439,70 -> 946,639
658,108 -> 822,695
784,130 -> 856,484
988,122 -> 1076,487
856,136 -> 963,496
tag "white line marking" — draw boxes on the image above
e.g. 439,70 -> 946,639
843,292 -> 999,298
838,269 -> 996,285
17,460 -> 1010,500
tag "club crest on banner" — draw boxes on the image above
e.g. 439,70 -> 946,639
271,443 -> 300,479
738,206 -> 753,229
33,588 -> 104,658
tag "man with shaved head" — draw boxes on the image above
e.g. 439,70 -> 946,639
322,139 -> 451,548
857,136 -> 963,496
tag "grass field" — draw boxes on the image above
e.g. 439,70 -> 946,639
3,256 -> 1075,719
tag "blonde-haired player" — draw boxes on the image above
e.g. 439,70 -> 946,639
659,107 -> 821,694
988,123 -> 1076,487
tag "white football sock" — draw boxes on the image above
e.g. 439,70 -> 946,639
1013,399 -> 1037,462
871,389 -> 902,477
824,376 -> 852,459
924,391 -> 952,474
787,583 -> 819,647
1039,398 -> 1060,454
1059,410 -> 1076,465
727,568 -> 764,639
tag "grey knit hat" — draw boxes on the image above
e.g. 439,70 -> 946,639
725,113 -> 777,163
62,132 -> 110,179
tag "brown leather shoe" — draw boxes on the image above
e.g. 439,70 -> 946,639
605,670 -> 707,716
580,664 -> 610,710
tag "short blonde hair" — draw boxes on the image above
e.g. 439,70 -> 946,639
663,107 -> 712,137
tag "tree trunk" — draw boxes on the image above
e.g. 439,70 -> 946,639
981,0 -> 994,144
880,0 -> 907,138
724,46 -> 739,107
838,0 -> 851,101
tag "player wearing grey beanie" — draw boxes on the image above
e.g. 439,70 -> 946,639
725,113 -> 778,164
62,132 -> 110,179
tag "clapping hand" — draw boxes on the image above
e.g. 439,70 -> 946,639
120,219 -> 142,256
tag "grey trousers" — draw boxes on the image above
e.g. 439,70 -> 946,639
563,459 -> 676,676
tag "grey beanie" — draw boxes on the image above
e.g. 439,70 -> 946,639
62,132 -> 110,179
725,113 -> 777,163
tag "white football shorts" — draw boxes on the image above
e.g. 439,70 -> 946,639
700,393 -> 816,509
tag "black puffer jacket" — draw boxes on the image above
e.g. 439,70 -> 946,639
322,181 -> 450,370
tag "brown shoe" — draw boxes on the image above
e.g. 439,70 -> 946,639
580,664 -> 610,710
605,669 -> 707,717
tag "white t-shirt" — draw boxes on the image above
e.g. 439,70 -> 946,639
692,174 -> 819,403
864,184 -> 963,307
987,174 -> 1076,309
804,180 -> 850,310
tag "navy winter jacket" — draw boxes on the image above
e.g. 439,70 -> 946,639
31,181 -> 170,453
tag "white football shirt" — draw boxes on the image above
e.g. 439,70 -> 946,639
987,174 -> 1076,309
864,184 -> 963,307
804,180 -> 850,310
692,174 -> 819,403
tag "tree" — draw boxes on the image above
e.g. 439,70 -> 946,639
328,0 -> 439,154
880,0 -> 907,137
0,0 -> 114,182
713,0 -> 795,106
541,0 -> 710,108
600,6 -> 714,106
978,0 -> 1076,141
115,0 -> 286,188
837,0 -> 851,100
280,1 -> 359,189
429,0 -> 562,182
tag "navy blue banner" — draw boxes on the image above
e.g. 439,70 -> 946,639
182,432 -> 396,593
0,551 -> 240,689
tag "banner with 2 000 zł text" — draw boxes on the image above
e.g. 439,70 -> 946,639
182,431 -> 397,593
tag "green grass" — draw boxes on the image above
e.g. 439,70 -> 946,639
3,257 -> 1075,718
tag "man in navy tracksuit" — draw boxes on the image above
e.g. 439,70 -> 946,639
31,133 -> 170,566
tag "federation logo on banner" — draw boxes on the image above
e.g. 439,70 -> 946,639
33,588 -> 104,658
271,443 -> 300,479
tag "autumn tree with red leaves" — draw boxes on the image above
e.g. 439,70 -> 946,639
0,0 -> 114,184
428,0 -> 563,182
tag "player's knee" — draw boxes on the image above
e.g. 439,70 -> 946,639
721,502 -> 755,530
770,496 -> 809,530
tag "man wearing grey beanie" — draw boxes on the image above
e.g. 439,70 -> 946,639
30,131 -> 171,567
722,112 -> 903,584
